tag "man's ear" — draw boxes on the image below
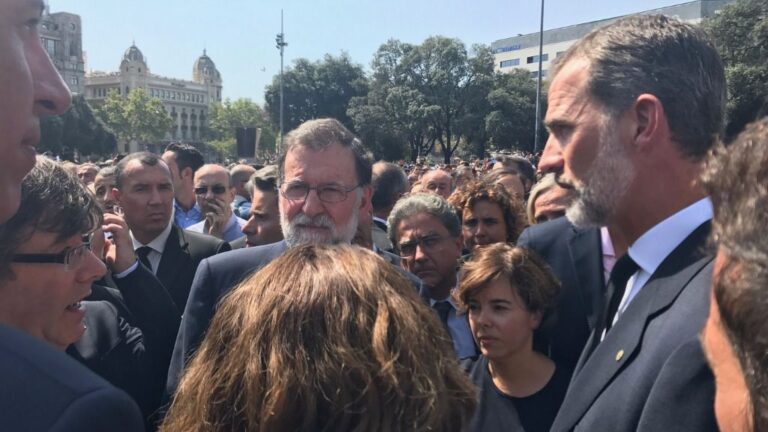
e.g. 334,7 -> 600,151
631,93 -> 668,153
360,185 -> 373,212
181,167 -> 194,181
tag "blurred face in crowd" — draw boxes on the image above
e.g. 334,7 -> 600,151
0,0 -> 71,223
542,59 -> 635,227
0,230 -> 106,350
468,277 -> 541,360
702,253 -> 751,432
77,165 -> 98,185
395,212 -> 463,298
93,172 -> 118,213
279,142 -> 371,247
242,188 -> 282,247
455,166 -> 474,191
194,165 -> 234,217
114,160 -> 174,244
421,170 -> 452,199
533,185 -> 572,224
495,173 -> 525,199
462,200 -> 508,251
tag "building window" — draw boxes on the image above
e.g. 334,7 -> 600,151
531,70 -> 548,79
42,38 -> 56,57
499,59 -> 520,68
70,76 -> 78,86
556,51 -> 565,58
526,54 -> 549,64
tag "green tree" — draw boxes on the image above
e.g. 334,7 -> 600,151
705,0 -> 768,138
208,98 -> 277,160
350,38 -> 496,163
40,94 -> 117,159
264,53 -> 369,133
484,69 -> 542,154
96,88 -> 173,145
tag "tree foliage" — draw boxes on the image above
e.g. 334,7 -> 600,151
39,94 -> 117,159
705,0 -> 768,138
484,69 -> 542,154
96,88 -> 173,145
264,53 -> 369,134
208,98 -> 278,160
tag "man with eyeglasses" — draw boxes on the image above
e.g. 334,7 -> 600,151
0,1 -> 143,430
187,164 -> 246,243
113,152 -> 231,312
387,193 -> 477,359
166,118 -> 387,398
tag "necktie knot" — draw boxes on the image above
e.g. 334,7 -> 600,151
136,246 -> 153,271
434,301 -> 452,327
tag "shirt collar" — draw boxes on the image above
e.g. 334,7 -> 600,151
429,290 -> 459,310
174,200 -> 200,215
372,216 -> 388,226
131,220 -> 174,254
600,226 -> 615,259
628,198 -> 713,277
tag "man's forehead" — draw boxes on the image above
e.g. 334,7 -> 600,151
195,170 -> 228,185
125,160 -> 171,180
545,59 -> 593,122
398,213 -> 447,236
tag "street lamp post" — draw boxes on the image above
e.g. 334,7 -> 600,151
275,10 -> 288,146
534,0 -> 545,153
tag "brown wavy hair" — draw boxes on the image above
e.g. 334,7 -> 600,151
161,244 -> 476,432
456,243 -> 560,317
448,180 -> 526,244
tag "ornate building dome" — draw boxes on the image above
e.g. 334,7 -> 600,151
193,49 -> 221,82
123,43 -> 145,63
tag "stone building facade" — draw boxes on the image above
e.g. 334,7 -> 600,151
85,44 -> 222,150
40,9 -> 85,94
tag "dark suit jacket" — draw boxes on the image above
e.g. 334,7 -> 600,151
517,217 -> 605,373
158,225 -> 230,312
166,241 -> 422,398
0,324 -> 144,432
550,222 -> 717,432
76,264 -> 181,426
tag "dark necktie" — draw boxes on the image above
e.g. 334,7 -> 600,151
434,301 -> 453,334
603,254 -> 640,333
136,246 -> 153,272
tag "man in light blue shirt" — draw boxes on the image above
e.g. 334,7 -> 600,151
388,193 -> 477,359
162,143 -> 205,228
187,164 -> 247,242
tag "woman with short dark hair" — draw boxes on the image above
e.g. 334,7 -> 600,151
457,243 -> 567,432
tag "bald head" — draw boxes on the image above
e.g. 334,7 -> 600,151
421,169 -> 453,199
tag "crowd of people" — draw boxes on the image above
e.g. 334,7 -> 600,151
1,3 -> 768,432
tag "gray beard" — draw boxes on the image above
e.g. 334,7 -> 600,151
566,119 -> 635,228
280,196 -> 360,248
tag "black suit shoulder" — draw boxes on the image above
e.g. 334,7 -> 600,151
178,226 -> 232,259
0,324 -> 144,432
518,216 -> 577,251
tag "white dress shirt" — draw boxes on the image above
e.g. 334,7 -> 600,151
130,222 -> 174,275
612,198 -> 713,325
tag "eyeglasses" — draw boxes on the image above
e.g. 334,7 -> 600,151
11,235 -> 93,271
194,185 -> 227,195
398,234 -> 448,259
280,182 -> 360,203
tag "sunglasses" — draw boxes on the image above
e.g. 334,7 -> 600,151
194,185 -> 228,195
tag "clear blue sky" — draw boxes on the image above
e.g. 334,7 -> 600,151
54,0 -> 688,104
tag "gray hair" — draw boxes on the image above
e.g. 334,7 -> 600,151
0,156 -> 101,280
96,166 -> 117,179
526,173 -> 559,224
387,193 -> 460,253
277,118 -> 372,186
552,14 -> 726,160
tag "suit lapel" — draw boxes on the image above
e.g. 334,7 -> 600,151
558,222 -> 712,428
567,226 -> 605,330
156,226 -> 190,296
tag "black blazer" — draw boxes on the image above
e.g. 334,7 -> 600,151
550,222 -> 717,432
157,225 -> 230,312
0,324 -> 144,432
517,217 -> 605,373
76,264 -> 181,425
166,241 -> 423,399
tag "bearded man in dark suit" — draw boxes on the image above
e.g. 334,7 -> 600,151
537,15 -> 725,432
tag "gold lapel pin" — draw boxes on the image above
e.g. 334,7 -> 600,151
616,350 -> 625,361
